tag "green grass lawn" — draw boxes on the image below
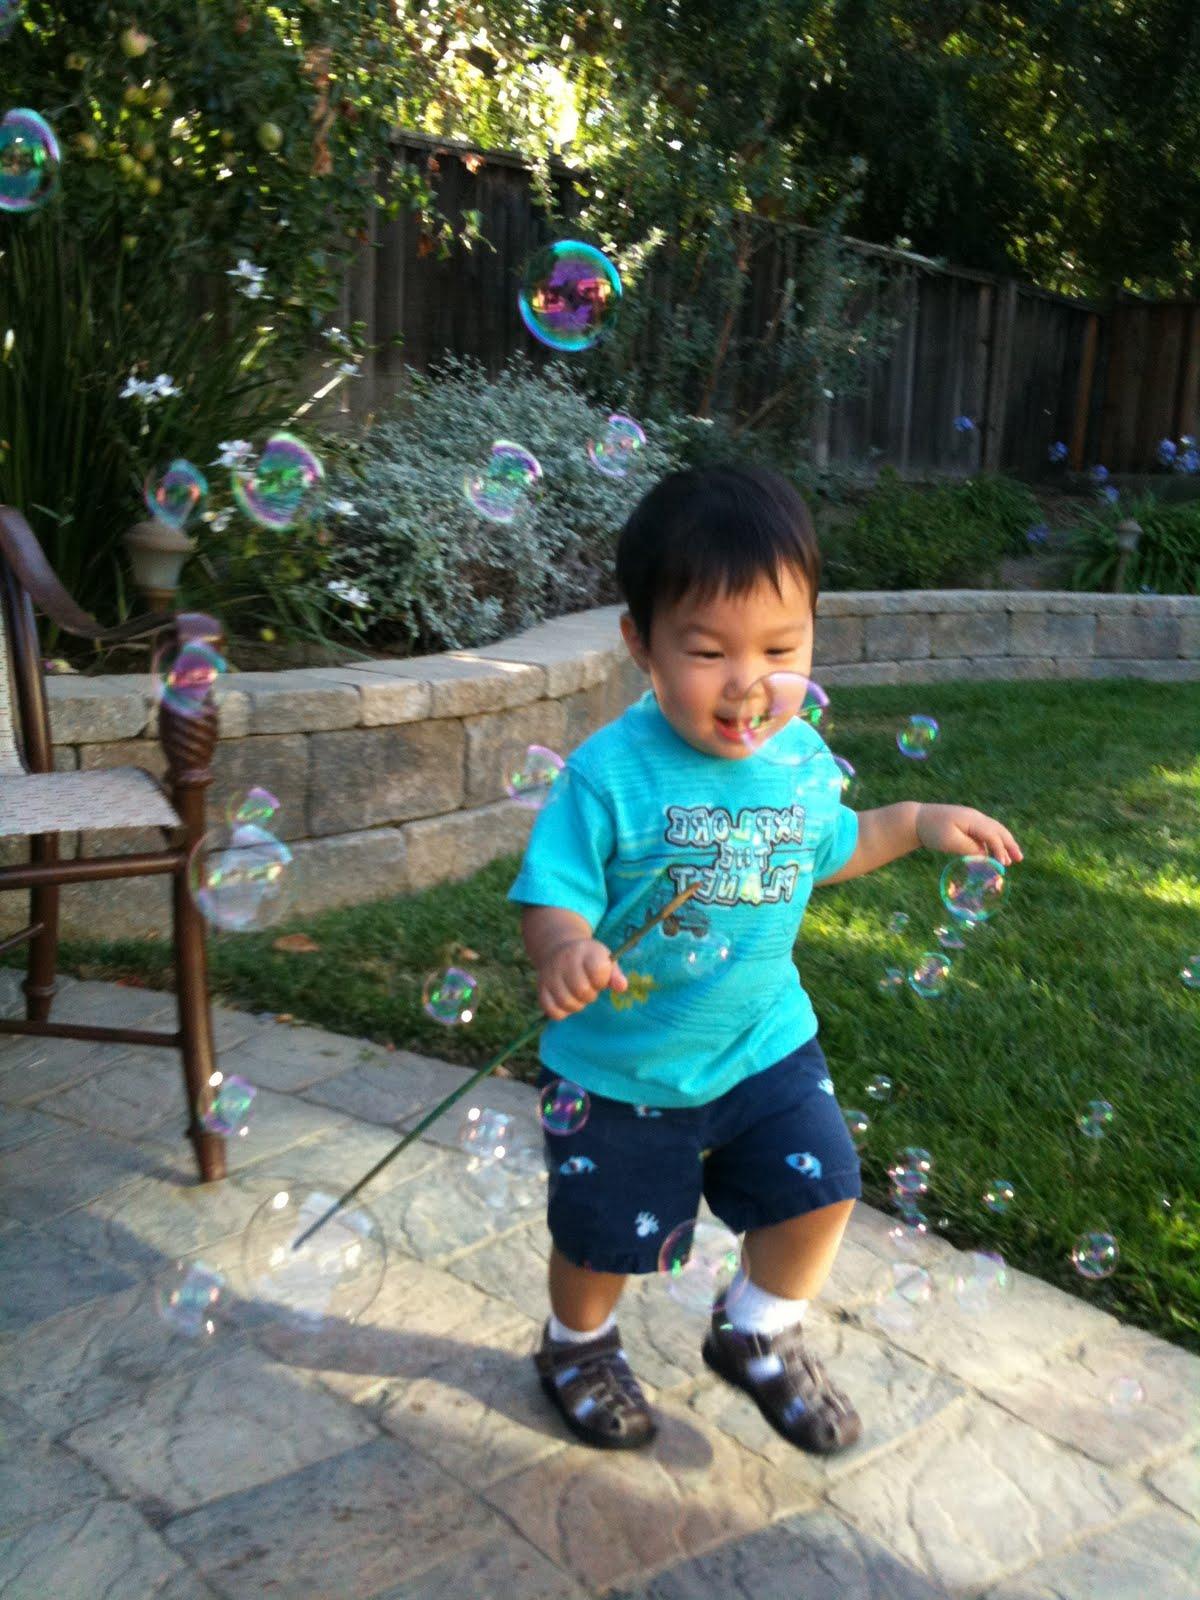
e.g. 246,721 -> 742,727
31,679 -> 1200,1353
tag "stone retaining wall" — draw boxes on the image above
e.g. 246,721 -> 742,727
4,591 -> 1198,939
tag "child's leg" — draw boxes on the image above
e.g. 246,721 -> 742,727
741,1198 -> 856,1301
548,1243 -> 627,1333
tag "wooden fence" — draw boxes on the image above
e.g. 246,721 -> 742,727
336,131 -> 1198,478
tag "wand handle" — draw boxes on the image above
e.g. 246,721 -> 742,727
290,882 -> 697,1250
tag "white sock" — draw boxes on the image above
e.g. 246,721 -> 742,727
548,1310 -> 616,1345
724,1269 -> 808,1337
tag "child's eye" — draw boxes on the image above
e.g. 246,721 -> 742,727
688,650 -> 722,660
766,647 -> 796,657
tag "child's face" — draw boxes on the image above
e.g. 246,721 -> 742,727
620,565 -> 815,760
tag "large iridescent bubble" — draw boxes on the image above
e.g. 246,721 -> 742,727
587,413 -> 645,478
464,440 -> 542,524
518,240 -> 622,352
233,433 -> 325,530
188,823 -> 292,932
0,109 -> 60,215
144,460 -> 208,530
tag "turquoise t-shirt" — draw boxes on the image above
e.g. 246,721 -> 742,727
507,691 -> 859,1108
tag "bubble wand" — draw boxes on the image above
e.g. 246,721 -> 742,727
291,882 -> 699,1251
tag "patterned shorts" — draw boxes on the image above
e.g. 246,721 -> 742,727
538,1035 -> 862,1275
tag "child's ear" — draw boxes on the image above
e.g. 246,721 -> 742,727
619,610 -> 650,671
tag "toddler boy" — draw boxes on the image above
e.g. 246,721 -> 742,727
508,464 -> 1021,1453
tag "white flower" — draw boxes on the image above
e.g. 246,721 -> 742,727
337,361 -> 361,378
226,258 -> 267,299
206,508 -> 234,532
324,326 -> 353,352
120,373 -> 154,401
212,439 -> 253,469
326,579 -> 370,610
150,373 -> 180,399
326,497 -> 358,518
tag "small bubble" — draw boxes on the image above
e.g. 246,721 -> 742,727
1077,1099 -> 1114,1140
865,1073 -> 893,1102
1071,1230 -> 1119,1280
982,1178 -> 1015,1214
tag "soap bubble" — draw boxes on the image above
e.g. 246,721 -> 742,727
144,460 -> 207,530
239,1185 -> 386,1328
539,1079 -> 590,1136
503,744 -> 565,809
1071,1231 -> 1119,1280
658,1218 -> 740,1314
874,1260 -> 935,1332
842,1107 -> 870,1146
200,1072 -> 257,1137
464,440 -> 543,523
1077,1099 -> 1114,1140
889,1162 -> 929,1201
1181,955 -> 1200,990
155,1259 -> 225,1339
901,1147 -> 933,1174
935,922 -> 968,951
831,754 -> 859,801
866,1073 -> 893,1102
734,672 -> 831,762
233,433 -> 325,530
982,1178 -> 1015,1214
0,109 -> 61,214
887,1217 -> 931,1258
189,824 -> 291,932
518,239 -> 622,352
953,1250 -> 1011,1314
152,638 -> 226,718
458,1105 -> 512,1162
908,951 -> 951,999
422,967 -> 478,1025
887,911 -> 910,935
940,855 -> 1007,924
229,786 -> 281,828
878,966 -> 905,997
587,412 -> 645,478
1106,1375 -> 1145,1412
896,714 -> 939,760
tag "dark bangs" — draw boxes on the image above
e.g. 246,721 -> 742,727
615,465 -> 821,643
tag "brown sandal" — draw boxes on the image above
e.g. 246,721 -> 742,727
533,1321 -> 657,1450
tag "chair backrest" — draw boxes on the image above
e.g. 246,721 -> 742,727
0,586 -> 26,775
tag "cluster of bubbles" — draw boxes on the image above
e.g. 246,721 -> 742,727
189,789 -> 292,934
0,107 -> 60,214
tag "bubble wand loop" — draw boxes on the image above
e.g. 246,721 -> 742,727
290,883 -> 699,1252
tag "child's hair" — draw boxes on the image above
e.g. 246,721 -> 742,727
615,464 -> 821,644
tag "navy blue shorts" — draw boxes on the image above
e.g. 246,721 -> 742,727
538,1036 -> 862,1275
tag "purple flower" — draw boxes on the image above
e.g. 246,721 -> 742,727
1090,464 -> 1109,485
1025,523 -> 1049,546
1157,438 -> 1178,467
1048,441 -> 1069,463
953,415 -> 975,434
1179,449 -> 1200,475
1101,485 -> 1120,505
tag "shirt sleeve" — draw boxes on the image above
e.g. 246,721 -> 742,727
812,804 -> 859,884
506,766 -> 615,929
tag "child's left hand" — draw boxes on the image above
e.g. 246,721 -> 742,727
915,804 -> 1023,868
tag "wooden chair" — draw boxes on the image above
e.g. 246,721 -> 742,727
0,506 -> 226,1181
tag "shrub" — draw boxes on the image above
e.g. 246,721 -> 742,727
954,474 -> 1043,554
821,470 -> 1012,590
322,357 -> 680,653
1070,494 -> 1200,595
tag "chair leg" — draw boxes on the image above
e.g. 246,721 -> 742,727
24,832 -> 60,1023
172,862 -> 226,1183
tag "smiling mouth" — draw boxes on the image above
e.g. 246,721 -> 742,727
714,714 -> 751,742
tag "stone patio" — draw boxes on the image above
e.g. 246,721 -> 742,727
1,970 -> 1197,1599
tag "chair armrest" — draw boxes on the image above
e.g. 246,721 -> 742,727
0,504 -> 177,643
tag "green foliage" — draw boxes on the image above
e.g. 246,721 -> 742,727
954,474 -> 1043,555
822,470 -> 1011,590
1070,495 -> 1200,596
321,356 -> 680,653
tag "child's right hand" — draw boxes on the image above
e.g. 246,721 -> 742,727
538,938 -> 628,1021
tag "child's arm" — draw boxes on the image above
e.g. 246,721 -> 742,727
817,802 -> 1022,887
522,905 -> 629,1021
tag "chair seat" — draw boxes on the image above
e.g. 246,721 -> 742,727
0,769 -> 180,837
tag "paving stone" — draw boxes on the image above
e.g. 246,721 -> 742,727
222,1022 -> 392,1094
164,1435 -> 502,1598
0,1282 -> 248,1431
0,1035 -> 142,1107
46,675 -> 151,743
36,1052 -> 186,1139
398,1069 -> 542,1151
0,1126 -> 170,1223
210,731 -> 311,843
1147,1444 -> 1200,1522
0,1105 -> 68,1152
303,1052 -> 474,1127
354,653 -> 546,716
402,798 -> 536,891
237,670 -> 361,734
469,624 -> 621,698
1095,614 -> 1181,659
307,720 -> 465,835
464,699 -> 569,805
1009,610 -> 1096,658
296,664 -> 433,727
608,1506 -> 953,1600
0,1397 -> 113,1536
0,1222 -> 139,1335
375,1532 -> 588,1600
812,614 -> 866,666
84,1167 -> 282,1264
972,1323 -> 1200,1470
139,1085 -> 349,1177
0,1500 -> 204,1600
446,1223 -> 553,1325
357,1145 -> 534,1263
42,977 -> 176,1030
268,1115 -> 440,1196
66,1343 -> 376,1513
983,1506 -> 1200,1600
1083,657 -> 1200,681
273,827 -> 411,921
826,1395 -> 1144,1591
485,1401 -> 815,1593
561,673 -> 633,749
864,612 -> 932,661
929,609 -> 1009,658
684,1307 -> 965,1487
